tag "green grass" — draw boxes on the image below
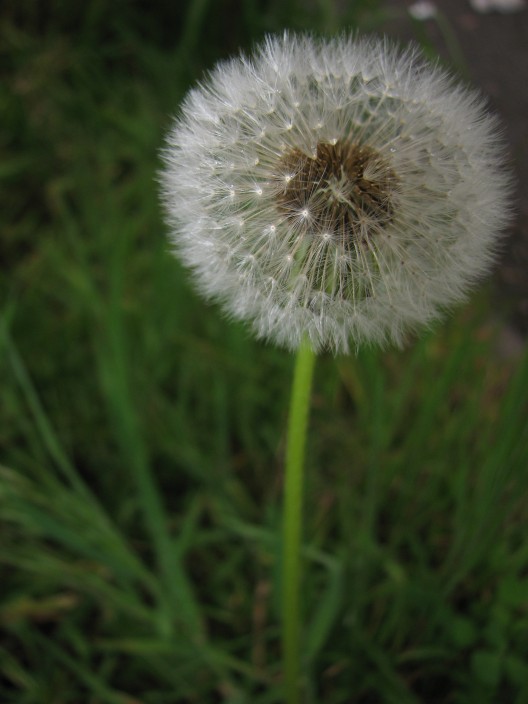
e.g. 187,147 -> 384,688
1,2 -> 527,702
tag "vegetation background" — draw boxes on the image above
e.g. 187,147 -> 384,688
1,1 -> 527,702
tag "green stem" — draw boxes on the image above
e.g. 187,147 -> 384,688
282,338 -> 316,704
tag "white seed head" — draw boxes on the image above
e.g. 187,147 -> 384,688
160,33 -> 512,354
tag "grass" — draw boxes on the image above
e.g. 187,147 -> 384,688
1,2 -> 527,702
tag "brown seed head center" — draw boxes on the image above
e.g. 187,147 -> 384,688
275,141 -> 397,241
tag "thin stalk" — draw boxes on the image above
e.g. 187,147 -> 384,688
282,338 -> 316,704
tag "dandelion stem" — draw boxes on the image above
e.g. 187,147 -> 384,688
282,338 -> 316,704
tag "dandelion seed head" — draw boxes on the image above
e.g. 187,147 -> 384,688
161,33 -> 513,353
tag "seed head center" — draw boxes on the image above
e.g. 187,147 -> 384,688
275,141 -> 397,241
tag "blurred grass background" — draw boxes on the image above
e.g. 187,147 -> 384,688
1,1 -> 527,702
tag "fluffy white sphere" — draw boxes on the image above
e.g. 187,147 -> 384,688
161,33 -> 512,354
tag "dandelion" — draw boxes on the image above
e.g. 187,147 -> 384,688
160,34 -> 512,704
161,33 -> 511,354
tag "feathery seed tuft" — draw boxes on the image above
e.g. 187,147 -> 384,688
161,33 -> 512,353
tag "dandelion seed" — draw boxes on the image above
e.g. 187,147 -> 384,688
161,33 -> 512,353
